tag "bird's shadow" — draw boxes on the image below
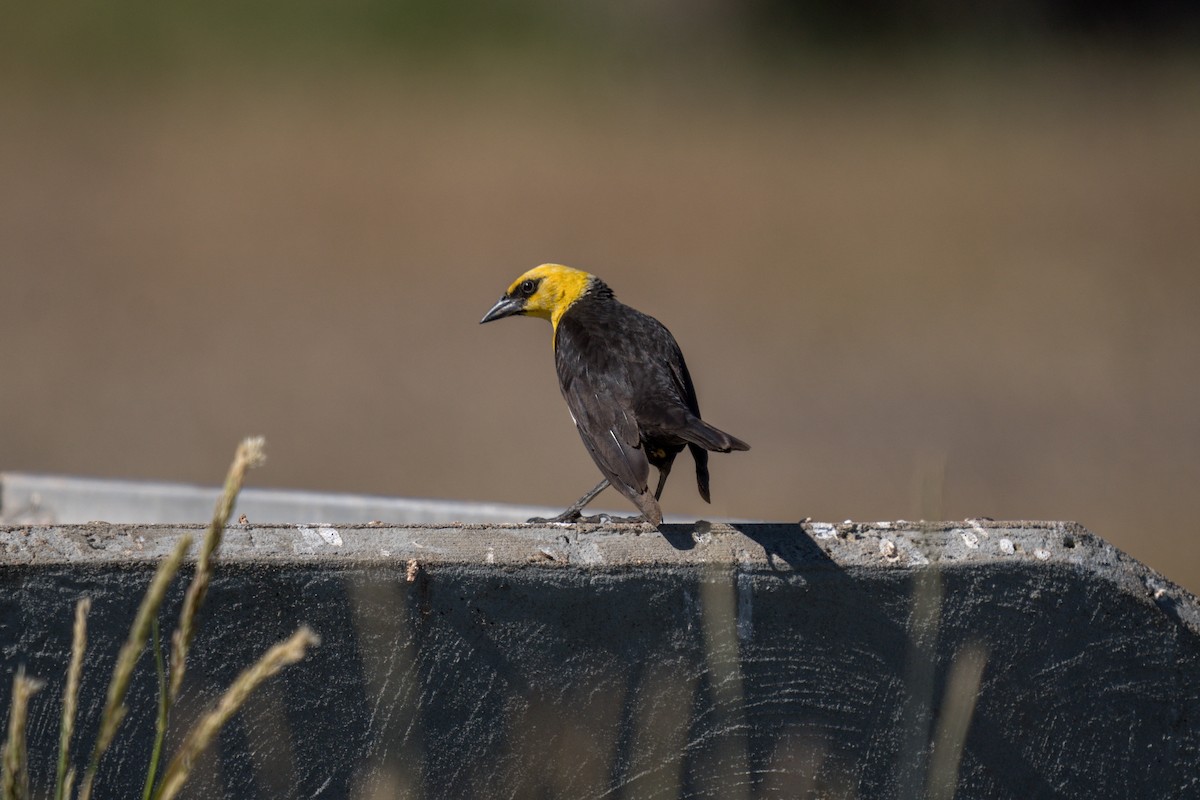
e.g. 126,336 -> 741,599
653,517 -> 1064,797
656,523 -> 698,551
657,520 -> 837,572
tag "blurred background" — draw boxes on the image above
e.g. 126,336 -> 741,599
2,2 -> 1198,589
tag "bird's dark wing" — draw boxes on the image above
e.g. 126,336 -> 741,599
559,362 -> 650,504
626,314 -> 749,452
555,317 -> 654,509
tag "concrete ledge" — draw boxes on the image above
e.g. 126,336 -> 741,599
2,520 -> 1198,798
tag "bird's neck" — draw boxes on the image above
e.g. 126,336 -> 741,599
550,275 -> 609,340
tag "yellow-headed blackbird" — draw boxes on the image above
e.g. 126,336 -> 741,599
480,264 -> 749,525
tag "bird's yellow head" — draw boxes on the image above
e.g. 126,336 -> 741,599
480,264 -> 595,332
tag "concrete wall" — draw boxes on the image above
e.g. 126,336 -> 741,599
1,518 -> 1198,799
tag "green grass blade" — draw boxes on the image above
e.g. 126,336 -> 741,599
142,619 -> 170,800
77,533 -> 193,800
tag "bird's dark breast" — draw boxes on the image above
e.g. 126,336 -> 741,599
555,294 -> 696,451
557,299 -> 681,393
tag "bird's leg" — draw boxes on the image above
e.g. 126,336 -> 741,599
652,463 -> 672,501
528,479 -> 610,523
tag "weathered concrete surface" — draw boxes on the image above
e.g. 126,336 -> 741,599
1,520 -> 1197,799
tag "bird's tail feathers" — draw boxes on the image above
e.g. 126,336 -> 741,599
680,418 -> 750,454
690,444 -> 712,503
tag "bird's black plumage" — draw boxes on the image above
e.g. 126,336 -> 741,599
551,278 -> 749,524
481,264 -> 748,525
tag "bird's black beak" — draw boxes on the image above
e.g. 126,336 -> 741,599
480,295 -> 525,324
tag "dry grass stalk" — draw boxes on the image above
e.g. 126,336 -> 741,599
53,598 -> 90,800
154,626 -> 319,800
925,643 -> 988,800
2,667 -> 46,800
77,533 -> 193,800
169,436 -> 266,703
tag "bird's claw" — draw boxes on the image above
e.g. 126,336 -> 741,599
594,514 -> 651,524
527,512 -> 650,525
527,510 -> 584,524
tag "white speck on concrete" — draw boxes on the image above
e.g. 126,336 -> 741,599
1034,548 -> 1051,561
486,547 -> 495,564
880,539 -> 898,560
999,538 -> 1015,555
960,531 -> 980,549
810,523 -> 837,540
296,525 -> 343,551
296,527 -> 321,552
572,539 -> 604,565
900,542 -> 930,565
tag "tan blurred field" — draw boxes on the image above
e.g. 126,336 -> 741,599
3,56 -> 1199,589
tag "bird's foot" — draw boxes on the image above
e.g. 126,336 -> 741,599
527,511 -> 651,525
527,508 -> 584,524
589,513 -> 651,524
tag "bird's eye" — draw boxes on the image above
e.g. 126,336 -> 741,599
519,279 -> 537,297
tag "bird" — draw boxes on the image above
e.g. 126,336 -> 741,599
480,264 -> 749,526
